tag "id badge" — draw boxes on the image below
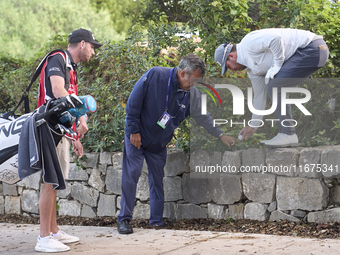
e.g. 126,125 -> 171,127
157,111 -> 171,129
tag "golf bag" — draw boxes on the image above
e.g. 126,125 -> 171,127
0,94 -> 95,185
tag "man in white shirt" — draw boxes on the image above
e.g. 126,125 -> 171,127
214,28 -> 329,147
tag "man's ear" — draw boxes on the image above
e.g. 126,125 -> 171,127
177,70 -> 186,83
228,52 -> 237,60
80,40 -> 86,50
179,70 -> 187,78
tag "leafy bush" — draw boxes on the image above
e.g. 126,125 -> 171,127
252,0 -> 340,78
1,0 -> 339,153
295,0 -> 340,78
0,0 -> 122,60
77,22 -> 200,152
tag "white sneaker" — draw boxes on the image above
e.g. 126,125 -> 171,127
260,133 -> 299,147
35,235 -> 70,252
52,230 -> 80,244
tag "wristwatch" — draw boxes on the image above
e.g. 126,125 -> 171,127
219,132 -> 226,139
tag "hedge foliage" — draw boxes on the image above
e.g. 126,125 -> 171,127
1,0 -> 340,152
0,0 -> 122,60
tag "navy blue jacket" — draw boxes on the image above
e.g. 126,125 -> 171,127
125,67 -> 223,153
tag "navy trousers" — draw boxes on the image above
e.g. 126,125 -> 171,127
118,135 -> 167,226
267,39 -> 329,134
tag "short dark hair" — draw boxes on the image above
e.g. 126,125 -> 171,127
178,54 -> 206,77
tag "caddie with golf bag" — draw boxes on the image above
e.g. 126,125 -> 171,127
0,28 -> 102,253
0,94 -> 97,185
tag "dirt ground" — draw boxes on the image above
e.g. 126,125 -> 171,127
1,214 -> 339,240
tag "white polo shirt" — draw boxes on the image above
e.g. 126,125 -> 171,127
236,28 -> 317,126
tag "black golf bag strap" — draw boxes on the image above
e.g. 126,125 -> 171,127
12,49 -> 67,114
1,111 -> 14,120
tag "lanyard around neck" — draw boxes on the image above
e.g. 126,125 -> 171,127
165,68 -> 188,116
165,69 -> 173,111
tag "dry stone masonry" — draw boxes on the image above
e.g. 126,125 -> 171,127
1,146 -> 340,224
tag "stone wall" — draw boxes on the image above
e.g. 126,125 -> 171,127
1,146 -> 340,224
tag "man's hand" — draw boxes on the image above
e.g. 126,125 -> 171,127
130,133 -> 142,149
72,139 -> 83,158
239,126 -> 256,140
220,135 -> 236,148
265,65 -> 281,85
76,116 -> 88,138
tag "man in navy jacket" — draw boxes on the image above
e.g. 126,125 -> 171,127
117,54 -> 235,234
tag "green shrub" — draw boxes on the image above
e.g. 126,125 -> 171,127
0,0 -> 122,60
1,0 -> 339,153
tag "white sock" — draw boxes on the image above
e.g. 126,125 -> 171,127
52,230 -> 60,237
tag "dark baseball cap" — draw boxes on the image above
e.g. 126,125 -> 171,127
68,28 -> 103,49
214,42 -> 233,75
